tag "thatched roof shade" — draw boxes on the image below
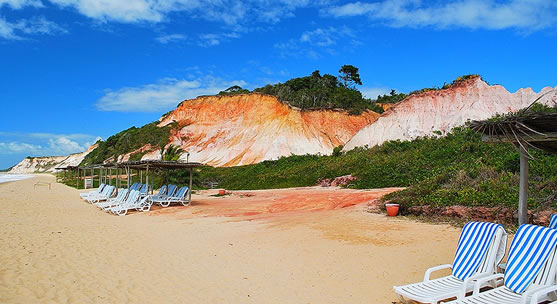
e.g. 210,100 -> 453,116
470,112 -> 557,154
55,165 -> 78,170
107,160 -> 203,169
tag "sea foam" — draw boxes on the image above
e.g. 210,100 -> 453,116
0,174 -> 33,184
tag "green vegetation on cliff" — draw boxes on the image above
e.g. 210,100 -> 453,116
253,66 -> 384,114
199,124 -> 557,216
81,122 -> 175,165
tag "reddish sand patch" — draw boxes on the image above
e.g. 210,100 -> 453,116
145,187 -> 403,221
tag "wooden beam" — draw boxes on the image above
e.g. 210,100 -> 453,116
482,132 -> 557,143
519,146 -> 529,225
188,167 -> 193,204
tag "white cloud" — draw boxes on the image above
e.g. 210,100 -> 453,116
45,0 -> 314,25
0,142 -> 43,154
0,16 -> 66,40
300,26 -> 353,47
275,26 -> 356,58
47,136 -> 86,154
0,133 -> 99,156
155,33 -> 186,44
0,0 -> 43,9
326,0 -> 557,31
96,77 -> 247,112
196,32 -> 240,47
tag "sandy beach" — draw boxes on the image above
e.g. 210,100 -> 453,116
1,174 -> 463,303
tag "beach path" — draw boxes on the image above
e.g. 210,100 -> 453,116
1,175 -> 461,303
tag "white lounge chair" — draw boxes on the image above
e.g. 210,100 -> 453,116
80,183 -> 105,200
138,184 -> 177,211
95,188 -> 128,210
149,186 -> 189,207
445,224 -> 557,304
107,190 -> 141,216
87,185 -> 116,203
136,185 -> 169,212
394,221 -> 507,304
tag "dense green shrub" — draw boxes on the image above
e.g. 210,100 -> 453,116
199,127 -> 557,211
81,121 -> 175,165
253,68 -> 384,114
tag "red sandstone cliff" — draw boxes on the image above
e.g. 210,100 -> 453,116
157,94 -> 379,166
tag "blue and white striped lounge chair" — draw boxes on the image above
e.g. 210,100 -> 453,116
549,214 -> 557,229
137,185 -> 168,212
394,222 -> 508,304
106,190 -> 141,216
445,224 -> 557,304
150,186 -> 189,207
87,185 -> 116,203
80,183 -> 105,200
95,188 -> 128,210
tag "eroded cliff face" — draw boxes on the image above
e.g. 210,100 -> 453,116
9,144 -> 98,174
344,78 -> 557,150
158,94 -> 379,166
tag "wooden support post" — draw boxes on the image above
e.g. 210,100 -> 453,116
127,166 -> 130,189
188,167 -> 193,204
519,146 -> 529,225
76,168 -> 79,188
146,165 -> 150,194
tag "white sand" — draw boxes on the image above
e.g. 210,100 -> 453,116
1,174 -> 462,303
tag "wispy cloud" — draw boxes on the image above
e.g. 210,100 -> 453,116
96,77 -> 247,112
275,26 -> 356,58
0,132 -> 100,156
325,0 -> 557,31
155,33 -> 186,44
0,0 -> 43,9
45,0 -> 314,25
197,32 -> 240,47
0,16 -> 66,40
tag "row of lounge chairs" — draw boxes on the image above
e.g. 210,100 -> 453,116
394,216 -> 557,304
79,183 -> 190,216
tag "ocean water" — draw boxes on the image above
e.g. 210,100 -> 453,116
0,174 -> 33,184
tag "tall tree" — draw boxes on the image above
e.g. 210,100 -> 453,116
338,65 -> 362,88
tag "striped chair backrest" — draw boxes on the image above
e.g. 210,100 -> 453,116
167,185 -> 177,197
158,185 -> 168,196
119,189 -> 129,201
504,224 -> 557,293
125,190 -> 139,204
139,184 -> 148,193
452,222 -> 504,280
98,183 -> 106,193
173,187 -> 188,199
549,214 -> 557,229
115,189 -> 127,200
101,185 -> 112,196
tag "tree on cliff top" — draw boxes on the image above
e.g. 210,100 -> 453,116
338,65 -> 362,88
253,65 -> 384,114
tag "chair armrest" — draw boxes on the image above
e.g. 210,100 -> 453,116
526,285 -> 557,304
472,274 -> 504,295
424,264 -> 452,281
458,273 -> 494,300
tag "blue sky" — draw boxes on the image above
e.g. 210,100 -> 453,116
1,0 -> 556,169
